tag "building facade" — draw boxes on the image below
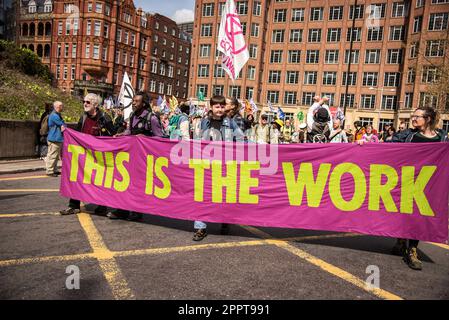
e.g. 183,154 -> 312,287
190,0 -> 449,130
0,0 -> 16,40
16,0 -> 191,102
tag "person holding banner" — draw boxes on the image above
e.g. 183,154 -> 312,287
192,95 -> 243,241
226,97 -> 247,141
60,94 -> 114,216
250,114 -> 272,144
359,106 -> 448,270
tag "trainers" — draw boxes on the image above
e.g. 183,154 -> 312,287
107,211 -> 123,220
391,239 -> 407,256
404,247 -> 423,270
60,208 -> 80,215
220,223 -> 230,235
193,229 -> 208,241
127,212 -> 143,221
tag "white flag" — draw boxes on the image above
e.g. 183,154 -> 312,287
217,0 -> 249,81
118,72 -> 135,120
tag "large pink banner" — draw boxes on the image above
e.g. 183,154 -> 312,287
60,128 -> 449,243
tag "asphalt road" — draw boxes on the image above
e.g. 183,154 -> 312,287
0,172 -> 448,300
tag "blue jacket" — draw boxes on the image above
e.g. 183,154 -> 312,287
199,116 -> 244,142
47,111 -> 66,143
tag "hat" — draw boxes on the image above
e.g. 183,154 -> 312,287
299,123 -> 307,130
273,119 -> 284,127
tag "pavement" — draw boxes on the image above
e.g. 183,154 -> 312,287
0,164 -> 448,300
0,158 -> 61,175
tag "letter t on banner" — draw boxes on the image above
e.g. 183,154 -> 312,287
217,0 -> 250,82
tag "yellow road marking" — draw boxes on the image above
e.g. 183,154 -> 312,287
0,189 -> 59,193
427,242 -> 449,251
283,233 -> 363,242
77,213 -> 135,300
114,240 -> 268,258
241,226 -> 403,300
0,212 -> 60,218
268,240 -> 403,300
0,175 -> 49,182
0,253 -> 95,267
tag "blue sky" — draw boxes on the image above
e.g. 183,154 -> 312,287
133,0 -> 195,23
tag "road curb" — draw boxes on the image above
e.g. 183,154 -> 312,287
0,166 -> 61,175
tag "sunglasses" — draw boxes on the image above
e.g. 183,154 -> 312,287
83,100 -> 91,104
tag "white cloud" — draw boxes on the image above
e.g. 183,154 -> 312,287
171,9 -> 194,24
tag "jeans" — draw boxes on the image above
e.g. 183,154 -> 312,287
194,221 -> 207,230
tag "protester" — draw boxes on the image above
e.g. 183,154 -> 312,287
46,101 -> 66,177
168,102 -> 190,140
380,123 -> 392,142
329,119 -> 348,143
308,107 -> 331,143
384,126 -> 396,142
398,121 -> 407,132
38,102 -> 52,161
270,119 -> 283,144
280,119 -> 294,144
193,95 -> 242,241
60,93 -> 115,216
307,96 -> 333,136
226,97 -> 247,140
112,106 -> 126,134
250,114 -> 271,144
354,121 -> 365,141
109,92 -> 164,221
161,113 -> 170,136
361,124 -> 379,143
244,114 -> 255,132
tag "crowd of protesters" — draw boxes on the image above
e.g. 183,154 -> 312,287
38,92 -> 448,271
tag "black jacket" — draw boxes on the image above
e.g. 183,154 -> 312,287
76,109 -> 115,136
391,128 -> 449,143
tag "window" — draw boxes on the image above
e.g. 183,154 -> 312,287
342,72 -> 357,86
306,50 -> 319,64
327,28 -> 341,42
363,72 -> 378,86
367,27 -> 383,41
85,44 -> 90,58
213,85 -> 224,96
200,44 -> 211,58
329,6 -> 343,20
247,66 -> 256,80
368,3 -> 386,19
71,65 -> 75,80
58,22 -> 63,35
323,72 -> 337,85
94,21 -> 101,37
72,44 -> 77,58
229,86 -> 241,98
302,92 -> 316,106
246,87 -> 254,100
310,7 -> 324,21
379,119 -> 394,132
381,96 -> 398,110
413,16 -> 423,33
288,50 -> 301,63
286,71 -> 299,84
404,93 -> 413,109
340,94 -> 355,108
159,82 -> 165,95
290,29 -> 303,43
345,50 -> 360,64
249,44 -> 258,59
237,1 -> 248,15
428,13 -> 449,31
361,95 -> 376,109
389,26 -> 405,41
151,60 -> 157,73
426,40 -> 445,57
251,23 -> 259,37
349,4 -> 364,19
421,66 -> 439,83
304,71 -> 318,85
270,50 -> 283,63
267,91 -> 280,104
272,30 -> 285,43
95,3 -> 103,13
308,29 -> 321,42
29,3 -> 36,13
253,1 -> 261,16
202,3 -> 214,17
63,65 -> 68,80
392,2 -> 407,18
104,24 -> 109,38
86,21 -> 91,36
347,27 -> 361,42
365,50 -> 381,64
198,64 -> 209,77
325,50 -> 339,64
407,68 -> 416,84
268,70 -> 282,84
88,2 -> 92,12
284,92 -> 297,105
93,44 -> 100,60
201,24 -> 213,37
410,42 -> 419,58
387,49 -> 403,64
384,72 -> 401,87
292,8 -> 305,22
274,9 -> 287,23
359,117 -> 374,127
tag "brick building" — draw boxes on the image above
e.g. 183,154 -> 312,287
190,0 -> 449,130
16,0 -> 191,102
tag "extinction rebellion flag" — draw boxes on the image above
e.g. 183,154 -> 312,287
217,0 -> 250,81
